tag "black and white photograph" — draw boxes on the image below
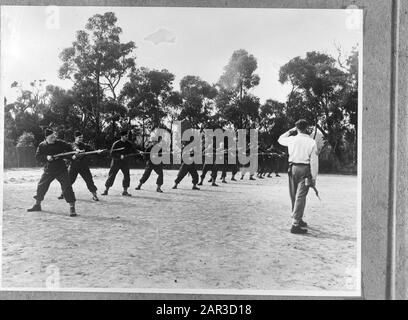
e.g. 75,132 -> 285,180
1,4 -> 363,296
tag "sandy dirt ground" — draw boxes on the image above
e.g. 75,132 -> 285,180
2,167 -> 358,293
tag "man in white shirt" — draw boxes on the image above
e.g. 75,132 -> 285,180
278,119 -> 319,234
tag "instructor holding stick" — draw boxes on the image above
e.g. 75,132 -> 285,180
278,119 -> 319,234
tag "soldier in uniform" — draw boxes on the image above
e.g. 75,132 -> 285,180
256,143 -> 267,179
240,143 -> 256,181
27,128 -> 78,217
102,130 -> 135,196
219,137 -> 239,183
58,131 -> 99,201
268,149 -> 283,178
135,136 -> 164,193
198,137 -> 219,187
172,137 -> 200,190
261,145 -> 282,178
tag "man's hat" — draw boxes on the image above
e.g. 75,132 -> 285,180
120,129 -> 128,137
74,131 -> 83,137
44,128 -> 54,137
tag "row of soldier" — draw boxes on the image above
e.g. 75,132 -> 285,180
27,128 -> 285,217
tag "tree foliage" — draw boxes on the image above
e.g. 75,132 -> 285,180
279,51 -> 356,161
216,49 -> 261,129
120,67 -> 176,146
178,75 -> 217,128
59,12 -> 136,146
3,10 -> 359,172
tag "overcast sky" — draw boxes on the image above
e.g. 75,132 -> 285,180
1,6 -> 362,104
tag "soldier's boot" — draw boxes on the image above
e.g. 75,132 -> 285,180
92,192 -> 99,201
27,202 -> 42,212
290,225 -> 307,234
69,203 -> 77,217
299,220 -> 308,228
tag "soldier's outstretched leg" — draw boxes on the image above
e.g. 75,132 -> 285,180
173,163 -> 189,189
267,161 -> 273,177
136,163 -> 153,190
102,163 -> 120,195
231,164 -> 238,181
58,165 -> 78,200
198,163 -> 210,186
210,164 -> 218,186
154,166 -> 164,193
80,166 -> 98,201
28,172 -> 55,212
220,164 -> 228,183
121,165 -> 131,196
189,165 -> 200,190
56,171 -> 77,217
275,158 -> 281,177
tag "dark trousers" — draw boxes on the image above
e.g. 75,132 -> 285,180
140,162 -> 163,186
105,160 -> 130,189
257,158 -> 266,175
288,164 -> 310,225
34,170 -> 76,203
221,164 -> 238,178
201,163 -> 217,180
269,159 -> 279,175
69,164 -> 97,193
175,163 -> 199,185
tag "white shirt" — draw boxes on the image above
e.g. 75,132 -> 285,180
278,131 -> 319,179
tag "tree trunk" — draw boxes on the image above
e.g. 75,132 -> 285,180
112,119 -> 116,143
170,120 -> 173,165
313,117 -> 318,139
354,124 -> 358,166
95,71 -> 101,148
142,118 -> 145,149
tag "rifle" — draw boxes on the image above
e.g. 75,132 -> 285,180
73,149 -> 108,157
123,152 -> 143,158
80,147 -> 125,156
54,147 -> 125,160
52,150 -> 85,159
120,149 -> 146,159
